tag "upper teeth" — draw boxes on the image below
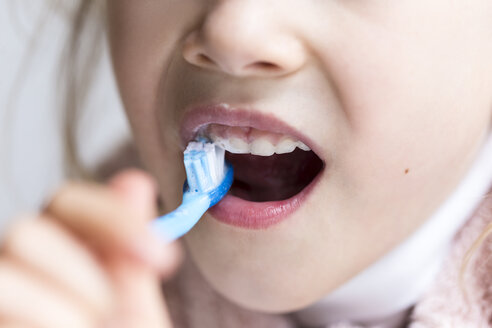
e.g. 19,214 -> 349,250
200,124 -> 311,156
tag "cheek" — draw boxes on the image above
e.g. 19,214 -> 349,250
310,0 -> 492,146
107,0 -> 205,133
330,41 -> 485,209
107,1 -> 205,209
304,1 -> 492,263
320,12 -> 492,184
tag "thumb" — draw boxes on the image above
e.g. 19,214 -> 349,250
108,169 -> 159,222
104,170 -> 179,328
107,169 -> 182,278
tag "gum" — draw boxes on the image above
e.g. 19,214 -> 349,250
198,124 -> 310,155
204,124 -> 290,144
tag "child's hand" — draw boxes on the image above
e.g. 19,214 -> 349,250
0,170 -> 181,328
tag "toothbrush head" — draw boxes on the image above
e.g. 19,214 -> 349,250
184,142 -> 234,206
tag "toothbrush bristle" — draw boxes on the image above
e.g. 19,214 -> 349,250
184,142 -> 226,193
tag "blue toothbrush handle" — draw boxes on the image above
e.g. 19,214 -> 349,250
151,193 -> 210,242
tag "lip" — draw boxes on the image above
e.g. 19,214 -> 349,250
208,170 -> 323,229
180,104 -> 321,155
180,103 -> 325,229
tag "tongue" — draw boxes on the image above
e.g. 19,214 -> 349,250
225,149 -> 323,202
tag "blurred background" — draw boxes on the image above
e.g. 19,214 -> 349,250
0,1 -> 130,230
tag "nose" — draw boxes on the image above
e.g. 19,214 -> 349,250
182,1 -> 307,78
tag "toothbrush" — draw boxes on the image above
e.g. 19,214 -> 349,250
151,141 -> 234,242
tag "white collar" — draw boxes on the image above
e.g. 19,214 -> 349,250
294,131 -> 492,328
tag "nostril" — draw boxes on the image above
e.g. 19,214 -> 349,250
197,53 -> 215,66
246,61 -> 282,72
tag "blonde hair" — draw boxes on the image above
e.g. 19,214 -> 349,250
61,0 -> 105,179
68,0 -> 492,307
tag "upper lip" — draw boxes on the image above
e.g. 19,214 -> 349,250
179,103 -> 321,155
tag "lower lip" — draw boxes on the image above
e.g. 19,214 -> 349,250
208,170 -> 324,229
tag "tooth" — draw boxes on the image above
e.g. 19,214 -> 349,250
209,134 -> 225,148
228,137 -> 249,153
207,124 -> 310,155
297,142 -> 311,151
251,138 -> 275,156
275,137 -> 297,154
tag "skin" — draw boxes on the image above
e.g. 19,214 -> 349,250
0,170 -> 180,327
107,0 -> 492,313
2,1 -> 492,326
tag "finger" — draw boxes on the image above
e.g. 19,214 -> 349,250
0,319 -> 38,328
105,258 -> 173,328
108,169 -> 183,278
0,259 -> 98,328
2,217 -> 113,317
0,323 -> 34,328
105,170 -> 178,328
43,181 -> 167,271
108,169 -> 158,220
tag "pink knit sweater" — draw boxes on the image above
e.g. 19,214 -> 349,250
163,194 -> 492,328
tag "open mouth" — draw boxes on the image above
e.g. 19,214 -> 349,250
198,123 -> 324,202
227,149 -> 323,202
181,106 -> 325,229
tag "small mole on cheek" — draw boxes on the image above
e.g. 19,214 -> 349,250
405,168 -> 410,175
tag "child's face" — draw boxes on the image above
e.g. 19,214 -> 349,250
107,0 -> 492,312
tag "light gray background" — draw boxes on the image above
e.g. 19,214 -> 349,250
0,1 -> 130,230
